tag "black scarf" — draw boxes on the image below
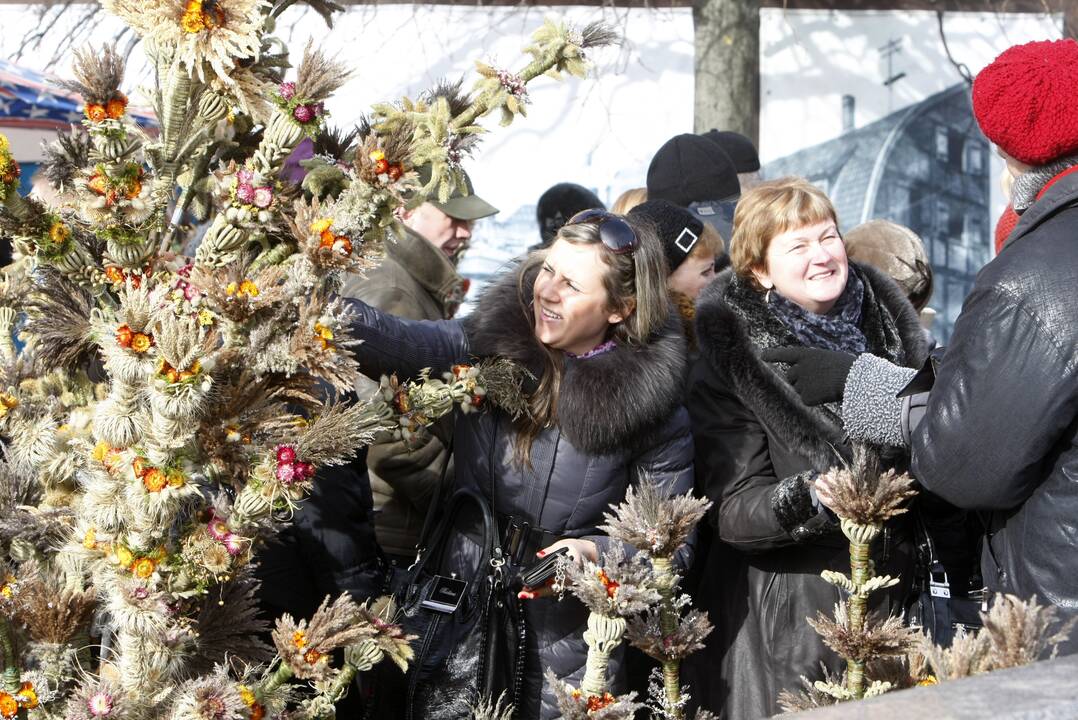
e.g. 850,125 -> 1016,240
767,270 -> 867,355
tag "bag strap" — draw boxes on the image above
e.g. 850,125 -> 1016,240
408,436 -> 455,570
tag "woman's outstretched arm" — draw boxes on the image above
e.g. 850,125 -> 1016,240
344,298 -> 471,381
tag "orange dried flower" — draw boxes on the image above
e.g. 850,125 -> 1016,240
303,648 -> 323,665
85,104 -> 107,123
126,178 -> 143,200
15,682 -> 37,710
115,324 -> 134,348
106,93 -> 128,119
142,468 -> 167,492
132,557 -> 156,579
585,693 -> 616,712
130,332 -> 152,354
596,569 -> 619,599
292,630 -> 307,648
334,236 -> 353,256
88,173 -> 108,196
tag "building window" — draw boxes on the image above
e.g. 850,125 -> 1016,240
936,199 -> 951,237
963,141 -> 985,175
962,212 -> 984,247
935,126 -> 949,162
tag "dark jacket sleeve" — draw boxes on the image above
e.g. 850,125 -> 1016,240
344,298 -> 469,381
585,407 -> 697,570
911,285 -> 1078,511
688,363 -> 831,552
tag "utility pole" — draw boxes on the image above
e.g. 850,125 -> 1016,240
879,37 -> 906,112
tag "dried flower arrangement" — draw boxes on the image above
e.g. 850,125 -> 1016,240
777,446 -> 1075,714
0,1 -> 613,716
545,480 -> 714,720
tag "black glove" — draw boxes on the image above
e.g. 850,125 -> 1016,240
760,346 -> 857,406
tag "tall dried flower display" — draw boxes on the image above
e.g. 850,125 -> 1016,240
602,481 -> 712,719
547,482 -> 716,720
779,446 -> 1075,714
0,1 -> 613,715
778,446 -> 919,710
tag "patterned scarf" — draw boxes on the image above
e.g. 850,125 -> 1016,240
768,270 -> 867,355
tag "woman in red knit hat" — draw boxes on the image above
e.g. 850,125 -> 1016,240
770,37 -> 1078,653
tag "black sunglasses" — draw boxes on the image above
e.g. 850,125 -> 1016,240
566,209 -> 639,255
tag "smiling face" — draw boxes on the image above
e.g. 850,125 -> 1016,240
532,239 -> 627,355
753,220 -> 848,314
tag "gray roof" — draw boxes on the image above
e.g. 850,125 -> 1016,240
764,84 -> 970,232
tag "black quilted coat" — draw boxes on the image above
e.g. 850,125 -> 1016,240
347,264 -> 695,719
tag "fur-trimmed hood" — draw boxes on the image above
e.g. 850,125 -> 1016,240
462,264 -> 689,455
694,261 -> 927,469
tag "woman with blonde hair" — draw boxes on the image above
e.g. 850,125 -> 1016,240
346,210 -> 694,719
684,177 -> 926,719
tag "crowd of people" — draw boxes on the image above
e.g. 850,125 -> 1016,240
256,37 -> 1078,719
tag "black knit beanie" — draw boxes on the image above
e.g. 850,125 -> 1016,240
536,183 -> 605,246
647,133 -> 740,207
629,199 -> 705,272
701,129 -> 761,173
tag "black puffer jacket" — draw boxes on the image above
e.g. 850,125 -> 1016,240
684,263 -> 927,720
346,265 -> 695,719
906,170 -> 1078,652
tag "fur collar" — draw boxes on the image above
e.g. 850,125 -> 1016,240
463,264 -> 688,455
694,262 -> 927,469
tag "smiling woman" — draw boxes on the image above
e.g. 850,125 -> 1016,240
343,211 -> 695,718
683,176 -> 930,719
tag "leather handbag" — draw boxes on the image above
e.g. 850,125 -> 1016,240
904,517 -> 985,647
390,487 -> 526,720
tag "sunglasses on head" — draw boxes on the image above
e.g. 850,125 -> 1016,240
566,209 -> 639,255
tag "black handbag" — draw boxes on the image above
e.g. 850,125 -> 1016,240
388,487 -> 526,720
905,517 -> 985,647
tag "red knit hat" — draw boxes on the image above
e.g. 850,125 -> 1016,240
972,39 -> 1078,166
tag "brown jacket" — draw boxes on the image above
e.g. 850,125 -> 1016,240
340,225 -> 463,558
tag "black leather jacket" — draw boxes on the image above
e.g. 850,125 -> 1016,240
908,170 -> 1078,653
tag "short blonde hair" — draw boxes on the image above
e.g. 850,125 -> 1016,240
611,187 -> 648,214
729,177 -> 838,283
691,223 -> 725,260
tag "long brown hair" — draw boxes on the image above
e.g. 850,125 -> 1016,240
512,215 -> 669,464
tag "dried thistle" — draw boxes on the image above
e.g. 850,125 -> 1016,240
471,691 -> 514,720
293,401 -> 391,467
917,628 -> 992,681
626,602 -> 712,662
556,544 -> 659,618
813,446 -> 917,527
422,78 -> 475,118
41,130 -> 93,191
980,594 -> 1076,670
22,270 -> 97,372
188,572 -> 273,674
12,576 -> 96,644
600,480 -> 709,559
294,44 -> 353,105
777,663 -> 843,714
271,594 -> 371,681
352,595 -> 417,672
808,603 -> 918,662
59,45 -> 126,106
168,665 -> 247,720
